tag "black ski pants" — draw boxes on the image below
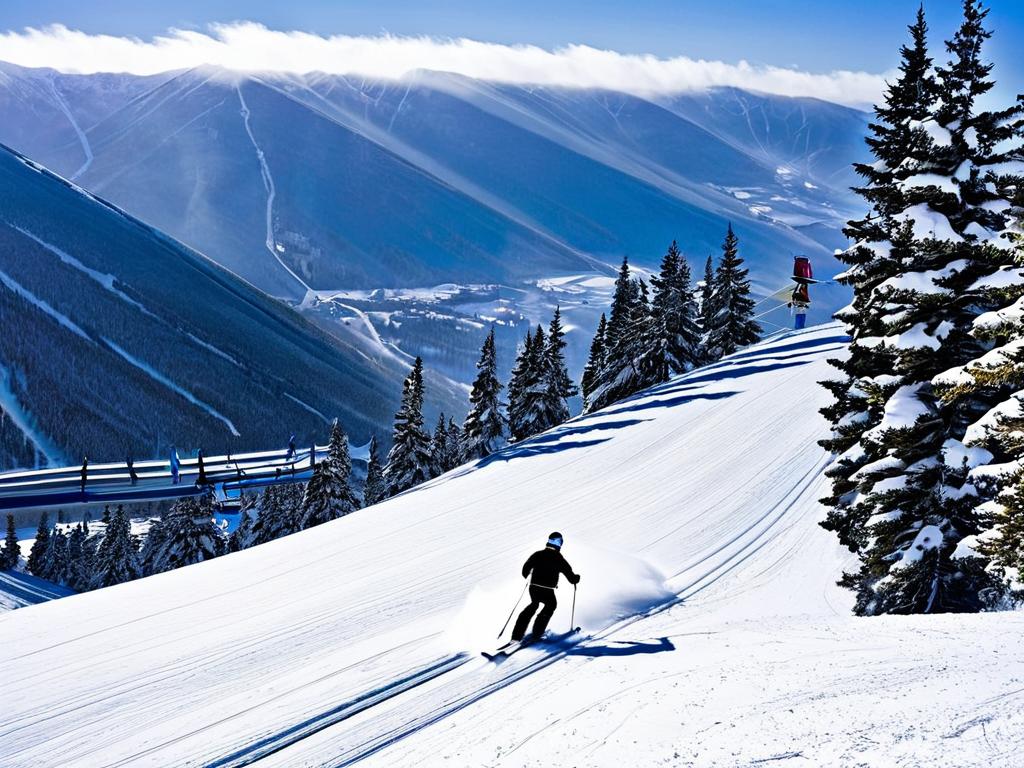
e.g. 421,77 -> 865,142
512,585 -> 556,641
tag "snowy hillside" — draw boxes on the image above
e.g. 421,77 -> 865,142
2,324 -> 1020,767
0,144 -> 463,468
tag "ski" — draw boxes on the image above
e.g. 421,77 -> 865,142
482,627 -> 582,661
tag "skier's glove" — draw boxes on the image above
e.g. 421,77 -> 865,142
570,574 -> 581,585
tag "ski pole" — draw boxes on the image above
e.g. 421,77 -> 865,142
570,583 -> 577,631
498,581 -> 529,639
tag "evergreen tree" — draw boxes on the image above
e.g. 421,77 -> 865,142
142,495 -> 226,575
507,328 -> 535,439
461,327 -> 507,460
64,525 -> 92,591
91,506 -> 142,589
508,325 -> 566,440
251,483 -> 305,543
586,259 -> 646,412
820,1 -> 1024,614
363,436 -> 387,507
384,357 -> 433,495
445,418 -> 463,468
633,279 -> 668,391
26,512 -> 50,578
2,514 -> 19,570
704,225 -> 760,360
581,313 -> 607,409
227,493 -> 259,552
229,508 -> 257,553
819,8 -> 941,551
651,240 -> 702,374
299,420 -> 361,529
698,254 -> 716,360
41,527 -> 68,584
546,307 -> 579,402
429,412 -> 451,477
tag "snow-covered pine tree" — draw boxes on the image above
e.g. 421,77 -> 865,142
462,327 -> 507,459
507,328 -> 538,440
253,483 -> 305,542
26,512 -> 50,577
384,357 -> 433,495
704,225 -> 760,360
445,418 -> 463,469
546,307 -> 579,405
429,412 -> 448,478
508,324 -> 567,440
64,524 -> 90,591
2,513 -> 19,570
581,313 -> 607,409
823,0 -> 1024,615
651,240 -> 702,375
41,527 -> 68,584
633,279 -> 668,391
586,259 -> 646,412
299,420 -> 361,529
142,495 -> 226,576
698,255 -> 716,361
363,436 -> 387,506
251,485 -> 281,545
820,7 -> 940,552
91,506 -> 142,589
229,508 -> 256,553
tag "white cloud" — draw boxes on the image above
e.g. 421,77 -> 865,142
0,22 -> 887,107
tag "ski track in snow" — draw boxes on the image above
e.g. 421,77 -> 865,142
102,338 -> 241,437
2,326 -> 1023,768
236,86 -> 311,293
47,77 -> 93,180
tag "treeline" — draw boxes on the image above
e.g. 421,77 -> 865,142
583,227 -> 760,411
820,1 -> 1024,613
376,223 -> 763,498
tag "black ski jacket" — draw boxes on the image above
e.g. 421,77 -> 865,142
522,546 -> 579,589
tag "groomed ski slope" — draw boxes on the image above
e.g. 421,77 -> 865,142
2,324 -> 1022,767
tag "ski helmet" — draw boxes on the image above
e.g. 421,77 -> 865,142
547,532 -> 564,549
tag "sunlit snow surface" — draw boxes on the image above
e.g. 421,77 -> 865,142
2,325 -> 1022,767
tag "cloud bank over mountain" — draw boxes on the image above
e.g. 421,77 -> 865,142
0,22 -> 888,107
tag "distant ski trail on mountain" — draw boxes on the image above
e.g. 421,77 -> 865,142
237,86 -> 311,293
48,77 -> 93,181
103,338 -> 241,437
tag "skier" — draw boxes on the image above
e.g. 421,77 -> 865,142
196,449 -> 207,487
126,453 -> 138,486
511,532 -> 580,643
80,456 -> 89,494
286,434 -> 296,460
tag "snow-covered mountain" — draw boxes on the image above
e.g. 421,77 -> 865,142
0,63 -> 867,310
2,325 -> 1019,766
0,143 -> 463,469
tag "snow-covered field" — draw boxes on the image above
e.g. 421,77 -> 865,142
2,324 -> 1022,767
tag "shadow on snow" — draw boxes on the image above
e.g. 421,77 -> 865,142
565,637 -> 676,658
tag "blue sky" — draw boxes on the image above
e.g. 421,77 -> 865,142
1,1 -> 1021,103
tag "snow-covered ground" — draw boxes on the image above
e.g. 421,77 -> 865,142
2,324 -> 1021,767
